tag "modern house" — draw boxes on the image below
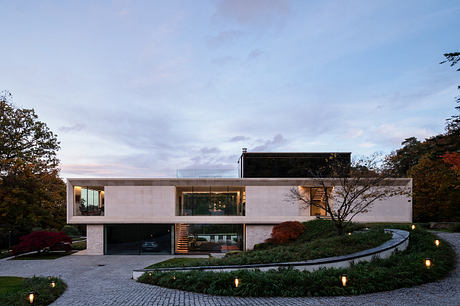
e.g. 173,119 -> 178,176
66,151 -> 412,255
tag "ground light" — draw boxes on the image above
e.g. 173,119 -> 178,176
341,275 -> 347,287
347,232 -> 351,236
435,240 -> 440,247
51,281 -> 56,288
28,292 -> 34,304
234,278 -> 240,288
425,258 -> 432,269
411,224 -> 416,230
171,275 -> 176,280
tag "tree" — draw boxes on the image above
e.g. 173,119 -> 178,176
0,92 -> 65,248
265,221 -> 305,244
408,154 -> 460,222
288,155 -> 409,236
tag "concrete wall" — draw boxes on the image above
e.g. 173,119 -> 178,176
87,225 -> 104,255
245,225 -> 274,250
105,186 -> 175,218
246,186 -> 299,217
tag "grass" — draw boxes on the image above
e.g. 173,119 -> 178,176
0,277 -> 25,296
0,276 -> 66,305
0,249 -> 12,259
10,251 -> 75,260
147,221 -> 390,269
71,240 -> 86,250
138,225 -> 456,297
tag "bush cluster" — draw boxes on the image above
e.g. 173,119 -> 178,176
139,227 -> 455,297
0,276 -> 66,305
13,231 -> 72,256
266,221 -> 305,244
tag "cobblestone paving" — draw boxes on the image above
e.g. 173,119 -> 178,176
0,232 -> 458,305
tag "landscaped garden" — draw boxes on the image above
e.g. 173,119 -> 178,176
138,221 -> 456,297
0,276 -> 66,305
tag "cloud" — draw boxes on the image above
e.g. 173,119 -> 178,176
214,0 -> 290,26
59,123 -> 86,133
373,123 -> 434,146
206,30 -> 244,47
229,135 -> 250,142
251,134 -> 287,151
247,49 -> 264,60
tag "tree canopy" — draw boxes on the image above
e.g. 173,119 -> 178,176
0,92 -> 65,248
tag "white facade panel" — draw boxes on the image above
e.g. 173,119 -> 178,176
105,186 -> 175,218
246,186 -> 300,217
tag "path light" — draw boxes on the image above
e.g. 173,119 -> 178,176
341,274 -> 347,287
234,277 -> 239,288
51,281 -> 56,288
47,276 -> 51,280
148,272 -> 152,276
435,240 -> 440,247
411,224 -> 416,230
171,274 -> 176,280
425,258 -> 432,269
347,232 -> 351,236
28,292 -> 34,304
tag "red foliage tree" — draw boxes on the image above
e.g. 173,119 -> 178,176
441,151 -> 460,174
12,231 -> 72,256
266,221 -> 305,244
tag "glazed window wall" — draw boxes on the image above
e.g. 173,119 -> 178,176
74,186 -> 104,216
105,224 -> 172,255
175,224 -> 243,254
306,187 -> 333,216
176,187 -> 245,216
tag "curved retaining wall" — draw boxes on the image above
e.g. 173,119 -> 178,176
133,229 -> 409,280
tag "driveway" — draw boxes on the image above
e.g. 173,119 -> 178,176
0,232 -> 458,305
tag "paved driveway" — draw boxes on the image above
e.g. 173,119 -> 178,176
1,232 -> 458,305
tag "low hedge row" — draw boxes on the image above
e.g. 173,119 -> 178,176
0,276 -> 66,305
138,228 -> 455,297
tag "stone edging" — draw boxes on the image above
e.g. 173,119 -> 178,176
133,229 -> 409,280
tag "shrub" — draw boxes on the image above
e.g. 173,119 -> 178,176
139,228 -> 455,297
61,225 -> 80,238
266,221 -> 305,244
12,231 -> 72,256
0,276 -> 66,305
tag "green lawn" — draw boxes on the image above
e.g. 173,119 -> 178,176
0,276 -> 25,296
10,251 -> 76,260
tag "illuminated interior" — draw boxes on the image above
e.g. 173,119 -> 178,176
74,186 -> 104,216
176,186 -> 245,216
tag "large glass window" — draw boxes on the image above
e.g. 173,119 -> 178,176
176,186 -> 245,216
105,224 -> 172,255
74,186 -> 104,216
305,187 -> 333,216
175,224 -> 243,254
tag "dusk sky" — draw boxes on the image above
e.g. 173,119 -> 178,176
1,0 -> 459,178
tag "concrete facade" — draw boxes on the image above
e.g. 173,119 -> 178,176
87,225 -> 104,255
67,178 -> 412,255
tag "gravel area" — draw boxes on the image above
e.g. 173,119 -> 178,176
0,231 -> 458,305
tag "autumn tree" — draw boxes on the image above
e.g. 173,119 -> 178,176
0,92 -> 65,249
288,155 -> 410,236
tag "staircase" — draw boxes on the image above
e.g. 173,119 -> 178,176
175,224 -> 190,254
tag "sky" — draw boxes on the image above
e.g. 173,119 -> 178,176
1,0 -> 459,178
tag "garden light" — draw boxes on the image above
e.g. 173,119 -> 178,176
347,232 -> 351,236
341,274 -> 347,287
172,275 -> 176,280
425,258 -> 432,269
234,277 -> 239,288
47,276 -> 51,280
411,224 -> 416,230
435,240 -> 440,247
148,272 -> 152,276
28,292 -> 34,304
51,281 -> 56,288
